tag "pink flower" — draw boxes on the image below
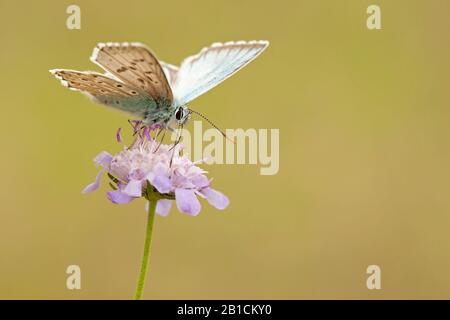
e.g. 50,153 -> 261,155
83,132 -> 229,216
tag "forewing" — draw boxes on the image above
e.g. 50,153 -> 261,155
172,40 -> 269,107
160,61 -> 178,87
90,42 -> 173,105
50,69 -> 157,117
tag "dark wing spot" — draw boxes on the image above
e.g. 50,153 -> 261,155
117,67 -> 127,73
116,84 -> 123,88
129,66 -> 137,71
130,91 -> 137,95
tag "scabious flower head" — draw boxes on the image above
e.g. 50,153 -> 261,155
83,128 -> 229,216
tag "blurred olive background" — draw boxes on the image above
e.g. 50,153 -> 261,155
0,0 -> 449,299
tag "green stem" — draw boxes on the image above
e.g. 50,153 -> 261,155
134,200 -> 157,300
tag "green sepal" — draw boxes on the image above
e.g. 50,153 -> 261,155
107,173 -> 120,184
108,182 -> 118,190
144,180 -> 175,201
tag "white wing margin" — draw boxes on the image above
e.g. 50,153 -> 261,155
171,40 -> 269,107
160,62 -> 178,86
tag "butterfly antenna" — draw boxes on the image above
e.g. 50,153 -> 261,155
189,109 -> 235,144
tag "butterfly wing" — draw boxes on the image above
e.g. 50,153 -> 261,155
50,69 -> 158,117
90,42 -> 173,106
171,40 -> 269,107
160,61 -> 178,87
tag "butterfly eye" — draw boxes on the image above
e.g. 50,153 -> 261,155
175,108 -> 183,121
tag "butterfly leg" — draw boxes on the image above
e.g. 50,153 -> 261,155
126,120 -> 146,149
154,127 -> 163,140
169,124 -> 184,167
128,119 -> 142,135
169,134 -> 182,152
153,128 -> 167,153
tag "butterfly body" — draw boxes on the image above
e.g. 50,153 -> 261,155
51,41 -> 269,129
135,97 -> 175,127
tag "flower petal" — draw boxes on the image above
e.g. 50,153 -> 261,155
116,127 -> 122,142
146,172 -> 155,184
152,175 -> 172,194
200,188 -> 229,210
82,170 -> 104,194
175,189 -> 201,216
129,168 -> 145,181
153,162 -> 169,176
142,126 -> 152,141
156,199 -> 172,216
122,179 -> 142,197
107,189 -> 135,204
94,151 -> 113,168
192,175 -> 210,189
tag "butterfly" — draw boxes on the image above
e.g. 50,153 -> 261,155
50,41 -> 269,131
